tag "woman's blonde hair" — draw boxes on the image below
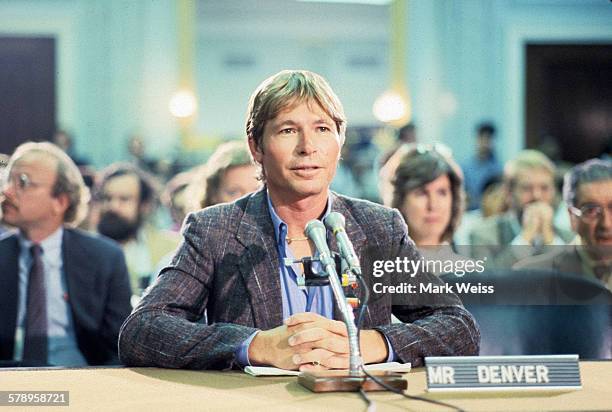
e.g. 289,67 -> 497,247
186,140 -> 255,210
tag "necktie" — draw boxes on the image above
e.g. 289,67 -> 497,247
22,244 -> 48,365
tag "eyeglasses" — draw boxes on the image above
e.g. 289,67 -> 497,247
570,203 -> 612,222
1,173 -> 42,193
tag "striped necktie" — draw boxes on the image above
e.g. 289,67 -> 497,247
22,244 -> 48,365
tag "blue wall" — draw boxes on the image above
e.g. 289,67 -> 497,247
407,0 -> 612,164
1,0 -> 610,167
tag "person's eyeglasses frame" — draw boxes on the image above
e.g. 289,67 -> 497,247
569,203 -> 612,222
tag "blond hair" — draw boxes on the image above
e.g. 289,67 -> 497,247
504,150 -> 555,191
245,70 -> 346,179
186,140 -> 255,210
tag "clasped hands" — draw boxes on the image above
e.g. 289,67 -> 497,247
248,312 -> 388,371
521,201 -> 555,245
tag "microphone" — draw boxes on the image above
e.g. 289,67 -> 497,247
324,212 -> 361,275
305,220 -> 333,263
305,219 -> 364,377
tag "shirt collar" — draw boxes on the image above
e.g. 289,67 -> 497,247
266,189 -> 333,245
19,226 -> 64,257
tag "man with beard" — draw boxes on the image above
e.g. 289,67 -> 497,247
515,159 -> 612,289
469,150 -> 574,268
96,164 -> 179,300
0,142 -> 131,366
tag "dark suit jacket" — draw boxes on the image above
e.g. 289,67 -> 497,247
513,245 -> 584,273
514,245 -> 611,288
119,189 -> 480,369
0,228 -> 132,365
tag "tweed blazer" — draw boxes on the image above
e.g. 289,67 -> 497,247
118,189 -> 479,369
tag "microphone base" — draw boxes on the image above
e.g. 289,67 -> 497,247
298,370 -> 407,392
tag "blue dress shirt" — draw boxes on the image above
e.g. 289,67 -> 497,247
236,191 -> 394,366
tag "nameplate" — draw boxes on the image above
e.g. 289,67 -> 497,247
425,355 -> 581,392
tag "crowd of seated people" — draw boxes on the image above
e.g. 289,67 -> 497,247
0,117 -> 610,367
0,142 -> 132,367
515,158 -> 611,288
0,138 -> 261,367
468,149 -> 575,266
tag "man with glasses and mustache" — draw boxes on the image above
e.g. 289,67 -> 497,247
515,159 -> 612,290
0,142 -> 131,367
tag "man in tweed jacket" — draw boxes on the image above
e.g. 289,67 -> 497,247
119,70 -> 479,370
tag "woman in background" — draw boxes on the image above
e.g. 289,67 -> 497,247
153,140 -> 260,286
389,144 -> 469,273
186,140 -> 261,212
391,144 -> 465,246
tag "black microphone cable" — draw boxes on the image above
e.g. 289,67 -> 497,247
354,273 -> 466,412
358,365 -> 466,412
354,273 -> 376,410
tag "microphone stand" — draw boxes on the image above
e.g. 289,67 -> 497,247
316,244 -> 363,376
298,220 -> 407,393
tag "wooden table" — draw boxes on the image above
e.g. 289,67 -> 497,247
1,361 -> 610,411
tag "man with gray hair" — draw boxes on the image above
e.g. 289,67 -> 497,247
0,142 -> 132,366
515,159 -> 612,289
